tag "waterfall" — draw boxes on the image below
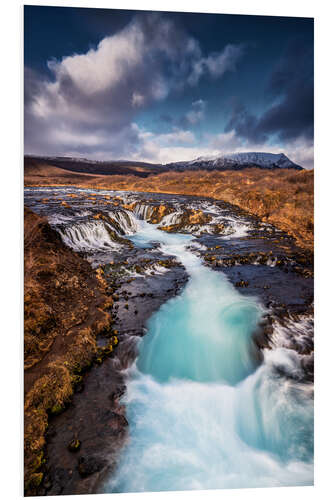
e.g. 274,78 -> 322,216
55,208 -> 140,253
133,204 -> 154,220
23,186 -> 313,494
57,220 -> 122,252
109,209 -> 139,235
158,211 -> 183,227
105,220 -> 313,493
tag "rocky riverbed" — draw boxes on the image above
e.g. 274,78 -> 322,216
24,186 -> 314,495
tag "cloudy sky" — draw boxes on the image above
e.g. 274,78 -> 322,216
24,6 -> 314,168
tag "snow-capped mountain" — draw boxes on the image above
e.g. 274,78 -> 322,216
165,152 -> 302,171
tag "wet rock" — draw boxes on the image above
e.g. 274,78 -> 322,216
75,381 -> 85,393
68,439 -> 81,452
77,456 -> 107,477
108,412 -> 129,434
43,475 -> 52,491
25,188 -> 313,495
108,385 -> 126,403
48,467 -> 69,495
235,280 -> 249,288
45,428 -> 57,441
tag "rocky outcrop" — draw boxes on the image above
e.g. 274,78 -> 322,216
24,164 -> 313,251
24,208 -> 114,495
159,209 -> 212,233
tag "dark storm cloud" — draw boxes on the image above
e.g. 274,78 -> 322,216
25,12 -> 244,159
24,67 -> 41,105
225,39 -> 314,143
161,100 -> 207,130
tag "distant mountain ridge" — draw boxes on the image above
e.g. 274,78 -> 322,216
25,151 -> 302,178
25,155 -> 166,178
165,152 -> 303,171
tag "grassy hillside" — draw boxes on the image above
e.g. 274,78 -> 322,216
25,156 -> 164,178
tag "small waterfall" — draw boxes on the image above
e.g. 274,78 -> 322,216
106,220 -> 313,493
48,213 -> 76,225
158,211 -> 182,227
269,315 -> 314,353
133,204 -> 154,220
109,210 -> 139,235
189,224 -> 216,235
57,220 -> 122,252
221,216 -> 250,238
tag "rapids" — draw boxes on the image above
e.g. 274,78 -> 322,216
23,187 -> 313,493
106,220 -> 313,493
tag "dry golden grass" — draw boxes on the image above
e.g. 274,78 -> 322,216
24,208 -> 113,494
25,165 -> 314,250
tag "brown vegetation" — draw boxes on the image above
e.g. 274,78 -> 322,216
24,208 -> 113,494
24,161 -> 313,250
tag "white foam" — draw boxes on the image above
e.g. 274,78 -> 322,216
158,211 -> 183,227
57,220 -> 122,253
269,315 -> 314,352
109,209 -> 139,235
104,220 -> 313,494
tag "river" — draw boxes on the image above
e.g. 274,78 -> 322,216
24,186 -> 314,494
107,220 -> 313,492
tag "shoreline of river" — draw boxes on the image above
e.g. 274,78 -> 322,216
24,178 -> 314,253
24,187 -> 314,495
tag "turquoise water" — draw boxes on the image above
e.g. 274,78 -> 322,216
138,254 -> 261,385
106,220 -> 313,493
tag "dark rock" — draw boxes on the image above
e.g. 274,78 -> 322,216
68,439 -> 81,452
77,456 -> 107,477
108,385 -> 126,402
49,467 -> 69,495
75,381 -> 85,393
43,477 -> 52,491
108,412 -> 129,435
235,280 -> 249,288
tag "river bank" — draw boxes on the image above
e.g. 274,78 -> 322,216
24,208 -> 115,495
24,187 -> 314,495
24,163 -> 313,252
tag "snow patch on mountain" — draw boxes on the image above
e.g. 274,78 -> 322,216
166,152 -> 302,170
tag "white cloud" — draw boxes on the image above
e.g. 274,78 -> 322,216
25,13 -> 312,168
161,129 -> 195,145
185,99 -> 206,125
131,92 -> 145,108
47,23 -> 144,96
209,129 -> 313,169
137,141 -> 219,165
205,44 -> 244,77
188,44 -> 244,85
210,129 -> 244,151
25,13 -> 244,159
283,137 -> 314,169
50,128 -> 105,147
125,124 -> 217,164
131,126 -> 314,168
